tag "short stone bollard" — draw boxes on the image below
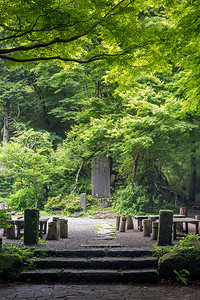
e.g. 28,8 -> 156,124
6,220 -> 15,239
148,216 -> 156,233
80,193 -> 87,212
24,208 -> 39,245
60,219 -> 68,238
0,203 -> 5,209
195,215 -> 200,232
126,215 -> 134,230
157,210 -> 173,246
119,217 -> 126,232
179,207 -> 187,216
143,219 -> 151,237
53,217 -> 60,236
152,221 -> 158,240
46,221 -> 58,240
115,216 -> 121,231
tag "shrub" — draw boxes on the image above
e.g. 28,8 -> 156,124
112,184 -> 149,215
0,209 -> 12,228
9,187 -> 35,211
44,193 -> 82,214
44,195 -> 65,212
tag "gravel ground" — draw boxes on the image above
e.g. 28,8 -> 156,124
1,216 -> 197,249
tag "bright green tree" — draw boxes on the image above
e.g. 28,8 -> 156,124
0,129 -> 55,208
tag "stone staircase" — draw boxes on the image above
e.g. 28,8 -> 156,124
19,248 -> 159,284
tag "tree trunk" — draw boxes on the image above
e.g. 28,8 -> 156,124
33,182 -> 38,208
189,149 -> 197,203
2,103 -> 10,148
131,150 -> 140,185
72,160 -> 85,193
72,155 -> 93,193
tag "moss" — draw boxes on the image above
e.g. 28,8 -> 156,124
0,253 -> 23,281
158,252 -> 187,279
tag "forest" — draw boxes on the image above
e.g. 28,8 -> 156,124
0,0 -> 200,216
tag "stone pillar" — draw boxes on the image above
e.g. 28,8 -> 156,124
24,208 -> 39,245
6,220 -> 15,239
195,215 -> 200,232
157,210 -> 173,246
152,221 -> 158,240
53,217 -> 60,236
46,221 -> 58,240
0,203 -> 5,209
119,217 -> 126,232
126,215 -> 134,230
116,216 -> 120,231
143,219 -> 151,237
148,216 -> 156,233
179,207 -> 187,216
60,219 -> 68,238
80,193 -> 87,212
91,156 -> 110,198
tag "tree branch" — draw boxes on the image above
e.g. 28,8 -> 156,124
0,51 -> 127,63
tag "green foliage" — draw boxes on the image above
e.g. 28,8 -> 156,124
44,193 -> 82,214
153,234 -> 200,261
174,269 -> 190,285
9,187 -> 35,211
44,195 -> 66,212
174,234 -> 200,260
0,209 -> 12,228
112,184 -> 149,215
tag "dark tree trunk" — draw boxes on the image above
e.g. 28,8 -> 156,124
33,182 -> 38,209
189,149 -> 197,203
131,150 -> 140,185
2,110 -> 9,147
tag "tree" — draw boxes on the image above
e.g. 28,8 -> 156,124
0,63 -> 31,146
0,0 -> 170,69
0,129 -> 54,208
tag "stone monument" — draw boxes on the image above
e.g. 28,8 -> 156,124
91,156 -> 110,198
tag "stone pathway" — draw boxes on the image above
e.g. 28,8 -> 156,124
0,283 -> 200,299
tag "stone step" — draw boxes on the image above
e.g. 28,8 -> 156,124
20,268 -> 159,284
30,256 -> 158,270
81,243 -> 121,248
33,247 -> 153,258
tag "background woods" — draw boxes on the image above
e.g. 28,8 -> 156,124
0,0 -> 200,215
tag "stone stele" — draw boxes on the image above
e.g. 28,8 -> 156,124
91,156 -> 110,198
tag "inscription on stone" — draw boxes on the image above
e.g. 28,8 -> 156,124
92,156 -> 110,198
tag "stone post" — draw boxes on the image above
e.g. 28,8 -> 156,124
152,221 -> 159,240
6,220 -> 15,239
24,208 -> 39,245
60,219 -> 68,238
148,216 -> 156,233
46,221 -> 58,240
115,216 -> 120,231
119,217 -> 126,232
80,193 -> 87,212
195,215 -> 200,232
157,210 -> 173,246
53,217 -> 60,236
0,203 -> 5,209
126,215 -> 134,229
179,207 -> 187,216
143,219 -> 151,237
